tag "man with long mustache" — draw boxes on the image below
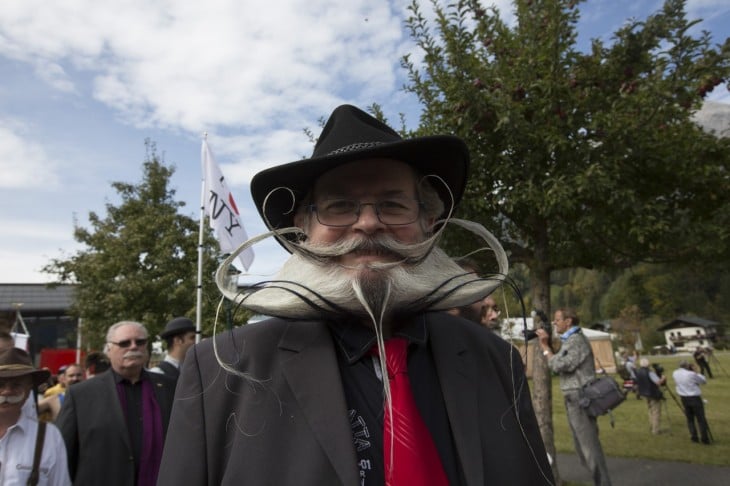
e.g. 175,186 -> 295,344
159,105 -> 553,485
56,321 -> 176,486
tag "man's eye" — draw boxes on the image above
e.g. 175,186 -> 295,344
379,200 -> 410,213
323,200 -> 357,214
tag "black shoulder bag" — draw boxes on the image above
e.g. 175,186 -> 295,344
579,357 -> 626,426
27,420 -> 47,486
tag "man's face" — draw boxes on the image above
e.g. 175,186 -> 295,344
553,311 -> 571,334
176,331 -> 197,356
107,324 -> 149,375
480,296 -> 501,329
64,365 -> 84,386
0,376 -> 31,417
57,369 -> 68,387
300,158 -> 430,269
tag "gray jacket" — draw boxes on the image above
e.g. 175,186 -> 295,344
547,328 -> 595,392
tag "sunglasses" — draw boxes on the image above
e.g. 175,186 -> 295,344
108,338 -> 148,348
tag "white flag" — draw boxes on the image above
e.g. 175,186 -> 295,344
202,140 -> 254,270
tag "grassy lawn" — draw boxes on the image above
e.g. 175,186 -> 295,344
550,351 -> 730,466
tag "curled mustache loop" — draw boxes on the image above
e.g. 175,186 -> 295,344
215,227 -> 304,302
261,187 -> 303,253
215,209 -> 509,317
447,218 -> 509,278
236,280 -> 353,319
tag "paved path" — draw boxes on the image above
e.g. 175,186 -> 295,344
556,453 -> 730,485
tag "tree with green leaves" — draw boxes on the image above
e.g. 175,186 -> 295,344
401,0 -> 730,477
43,140 -> 226,349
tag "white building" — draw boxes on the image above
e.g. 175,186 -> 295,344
656,316 -> 719,353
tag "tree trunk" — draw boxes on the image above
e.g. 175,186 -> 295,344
530,264 -> 560,482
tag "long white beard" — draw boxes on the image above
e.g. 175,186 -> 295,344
219,219 -> 508,323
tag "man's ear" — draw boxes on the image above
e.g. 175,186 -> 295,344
293,211 -> 309,233
423,217 -> 437,236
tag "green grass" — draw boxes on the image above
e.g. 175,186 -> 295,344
551,352 -> 730,466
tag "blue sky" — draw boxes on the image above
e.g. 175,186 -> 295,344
1,0 -> 728,284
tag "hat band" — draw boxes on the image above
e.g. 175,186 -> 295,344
0,364 -> 34,373
328,141 -> 385,156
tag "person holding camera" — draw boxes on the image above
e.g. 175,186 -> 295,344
672,360 -> 711,444
537,308 -> 612,486
693,347 -> 713,378
635,358 -> 666,434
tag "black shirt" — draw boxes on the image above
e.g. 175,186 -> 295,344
328,315 -> 463,486
112,370 -> 149,479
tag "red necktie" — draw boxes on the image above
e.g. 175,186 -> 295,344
377,338 -> 449,486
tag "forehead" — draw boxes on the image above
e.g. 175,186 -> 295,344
66,365 -> 83,373
112,324 -> 146,339
313,158 -> 418,198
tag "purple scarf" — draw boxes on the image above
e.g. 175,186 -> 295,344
116,377 -> 164,486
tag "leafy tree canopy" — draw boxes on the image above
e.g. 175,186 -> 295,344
43,140 -> 227,348
403,0 -> 730,275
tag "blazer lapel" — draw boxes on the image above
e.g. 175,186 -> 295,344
148,372 -> 173,431
428,318 -> 484,486
280,321 -> 360,486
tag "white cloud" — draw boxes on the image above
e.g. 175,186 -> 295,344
0,219 -> 81,283
0,0 -> 413,139
0,119 -> 59,188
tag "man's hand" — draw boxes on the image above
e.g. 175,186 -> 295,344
535,328 -> 552,358
535,328 -> 549,346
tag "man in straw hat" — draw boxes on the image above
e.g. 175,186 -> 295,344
0,347 -> 71,485
159,105 -> 552,485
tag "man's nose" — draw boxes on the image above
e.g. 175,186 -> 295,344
352,203 -> 385,231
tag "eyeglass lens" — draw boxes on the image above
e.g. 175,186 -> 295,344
112,338 -> 148,348
313,199 -> 420,226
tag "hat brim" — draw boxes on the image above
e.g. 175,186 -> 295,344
159,329 -> 200,339
0,368 -> 51,387
251,135 -> 470,238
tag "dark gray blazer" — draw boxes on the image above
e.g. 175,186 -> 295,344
56,369 -> 176,486
157,313 -> 553,485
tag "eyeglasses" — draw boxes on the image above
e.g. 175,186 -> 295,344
108,338 -> 148,348
308,198 -> 423,227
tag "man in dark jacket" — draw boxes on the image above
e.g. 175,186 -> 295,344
56,321 -> 176,486
149,317 -> 197,381
158,105 -> 553,485
635,358 -> 666,434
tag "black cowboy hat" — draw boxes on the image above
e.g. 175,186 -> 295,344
250,104 -> 470,235
0,347 -> 51,387
159,317 -> 198,339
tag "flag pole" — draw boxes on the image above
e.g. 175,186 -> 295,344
195,133 -> 207,343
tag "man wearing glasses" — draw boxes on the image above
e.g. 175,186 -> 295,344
448,259 -> 503,332
537,308 -> 612,486
56,321 -> 175,486
159,105 -> 552,485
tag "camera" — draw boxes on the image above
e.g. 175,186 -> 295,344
651,363 -> 664,378
523,309 -> 552,341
